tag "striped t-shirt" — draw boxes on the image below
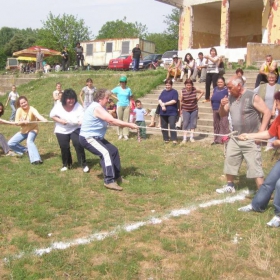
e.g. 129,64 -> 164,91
181,88 -> 199,112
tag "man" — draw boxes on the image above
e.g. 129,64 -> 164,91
75,42 -> 84,69
216,76 -> 271,194
61,46 -> 69,71
255,54 -> 278,88
164,54 -> 182,83
191,52 -> 207,82
131,44 -> 142,71
36,48 -> 44,72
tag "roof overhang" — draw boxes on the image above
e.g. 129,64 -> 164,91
155,0 -> 221,8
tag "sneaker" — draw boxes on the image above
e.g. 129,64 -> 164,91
83,166 -> 89,173
216,185 -> 236,194
6,151 -> 17,157
104,182 -> 123,191
190,138 -> 195,143
124,136 -> 129,140
116,176 -> 129,184
61,166 -> 68,172
267,216 -> 280,227
238,204 -> 253,212
118,135 -> 123,140
264,146 -> 274,152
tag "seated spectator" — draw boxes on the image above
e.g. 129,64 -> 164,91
255,54 -> 278,88
180,53 -> 195,81
148,106 -> 161,128
235,68 -> 246,86
55,64 -> 61,72
164,55 -> 182,83
191,52 -> 207,83
107,98 -> 117,118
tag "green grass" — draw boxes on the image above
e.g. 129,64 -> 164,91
0,71 -> 280,279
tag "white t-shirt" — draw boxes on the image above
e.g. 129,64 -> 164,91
9,91 -> 19,101
195,58 -> 207,68
50,102 -> 84,134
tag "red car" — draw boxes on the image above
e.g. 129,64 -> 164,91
108,55 -> 132,70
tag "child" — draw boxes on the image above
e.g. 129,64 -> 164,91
79,78 -> 96,109
107,98 -> 117,118
5,85 -> 19,121
53,82 -> 63,106
129,97 -> 136,123
133,100 -> 147,139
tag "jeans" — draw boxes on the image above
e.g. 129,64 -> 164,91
133,58 -> 140,71
10,100 -> 16,121
135,121 -> 146,139
252,160 -> 280,215
160,115 -> 177,141
8,131 -> 41,163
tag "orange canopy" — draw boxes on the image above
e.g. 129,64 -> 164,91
13,46 -> 61,58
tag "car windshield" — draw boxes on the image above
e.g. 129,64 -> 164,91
118,55 -> 128,59
143,54 -> 154,60
162,51 -> 177,58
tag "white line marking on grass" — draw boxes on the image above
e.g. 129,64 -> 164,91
3,190 -> 249,261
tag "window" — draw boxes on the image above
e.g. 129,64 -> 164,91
86,44 -> 93,56
106,42 -> 113,53
121,41 -> 130,54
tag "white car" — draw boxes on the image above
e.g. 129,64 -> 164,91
160,50 -> 178,68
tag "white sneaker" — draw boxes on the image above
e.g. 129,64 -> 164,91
238,204 -> 253,212
83,166 -> 89,173
264,146 -> 274,152
60,166 -> 68,172
190,138 -> 195,143
124,136 -> 129,140
172,78 -> 175,83
267,215 -> 280,227
216,185 -> 236,194
118,135 -> 123,140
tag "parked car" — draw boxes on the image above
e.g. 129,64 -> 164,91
108,55 -> 132,70
160,50 -> 178,68
129,54 -> 162,70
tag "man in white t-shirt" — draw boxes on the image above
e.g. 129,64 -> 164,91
191,52 -> 207,82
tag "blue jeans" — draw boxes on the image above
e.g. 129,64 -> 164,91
252,160 -> 280,215
8,131 -> 41,163
10,100 -> 16,121
133,58 -> 140,71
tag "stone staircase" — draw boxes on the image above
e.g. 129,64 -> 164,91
141,70 -> 258,136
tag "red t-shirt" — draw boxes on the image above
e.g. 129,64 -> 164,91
269,115 -> 280,138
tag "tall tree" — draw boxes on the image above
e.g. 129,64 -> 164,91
163,8 -> 180,50
145,33 -> 176,54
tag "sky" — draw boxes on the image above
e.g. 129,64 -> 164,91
2,0 -> 175,38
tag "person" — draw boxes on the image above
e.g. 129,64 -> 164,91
44,63 -> 51,73
131,44 -> 142,71
255,54 -> 278,88
148,107 -> 161,128
180,79 -> 204,144
180,53 -> 195,81
36,48 -> 44,72
133,100 -> 147,140
79,78 -> 96,109
210,77 -> 230,145
0,102 -> 17,156
192,52 -> 207,83
129,97 -> 136,123
164,55 -> 182,83
79,88 -> 138,191
235,68 -> 246,86
8,96 -> 47,164
203,47 -> 220,103
237,91 -> 280,227
52,82 -> 63,106
5,85 -> 19,121
111,76 -> 132,140
215,76 -> 271,194
107,98 -> 117,118
158,78 -> 179,144
61,46 -> 69,71
50,89 -> 89,172
75,42 -> 84,69
55,64 -> 61,72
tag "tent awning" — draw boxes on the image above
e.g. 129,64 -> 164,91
13,46 -> 61,58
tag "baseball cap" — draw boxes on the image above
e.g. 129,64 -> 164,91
119,76 -> 127,82
172,54 -> 178,58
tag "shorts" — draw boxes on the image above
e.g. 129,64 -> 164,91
170,68 -> 181,77
223,138 -> 264,178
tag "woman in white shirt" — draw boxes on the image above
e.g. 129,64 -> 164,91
5,85 -> 19,121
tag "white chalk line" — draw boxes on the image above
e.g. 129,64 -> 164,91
3,189 -> 249,262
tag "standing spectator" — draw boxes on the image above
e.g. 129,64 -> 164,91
111,76 -> 132,140
75,42 -> 84,69
180,79 -> 204,144
180,53 -> 195,81
203,47 -> 220,103
5,85 -> 19,121
133,100 -> 147,140
79,78 -> 96,109
158,79 -> 179,144
192,52 -> 207,83
131,44 -> 142,71
53,82 -> 63,106
35,48 -> 44,72
210,77 -> 230,145
255,54 -> 278,88
8,96 -> 47,164
61,46 -> 69,71
216,76 -> 271,194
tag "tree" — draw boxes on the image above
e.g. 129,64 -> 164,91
145,33 -> 176,54
96,18 -> 148,39
163,8 -> 180,50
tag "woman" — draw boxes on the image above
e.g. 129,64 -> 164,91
111,76 -> 132,140
158,79 -> 179,144
203,47 -> 220,102
0,102 -> 16,156
50,89 -> 89,172
180,53 -> 195,81
237,91 -> 280,227
79,88 -> 138,191
5,85 -> 19,121
180,79 -> 204,144
8,96 -> 47,164
210,76 -> 230,145
79,78 -> 96,109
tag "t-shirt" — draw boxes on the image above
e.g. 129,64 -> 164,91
50,102 -> 84,134
15,106 -> 40,134
206,56 -> 219,73
81,86 -> 96,108
9,91 -> 19,101
133,108 -> 146,122
181,87 -> 199,112
158,89 -> 179,116
254,84 -> 280,111
132,47 -> 141,59
269,115 -> 280,138
211,86 -> 228,110
111,86 -> 132,106
61,50 -> 69,61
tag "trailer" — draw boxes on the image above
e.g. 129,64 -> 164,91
80,38 -> 155,69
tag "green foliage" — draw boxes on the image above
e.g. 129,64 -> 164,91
0,27 -> 18,47
145,33 -> 177,54
96,18 -> 148,39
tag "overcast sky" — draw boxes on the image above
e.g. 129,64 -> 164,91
2,0 -> 174,38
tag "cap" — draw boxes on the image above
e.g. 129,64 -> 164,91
172,54 -> 178,59
119,76 -> 127,82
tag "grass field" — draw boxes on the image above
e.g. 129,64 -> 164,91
0,70 -> 280,279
